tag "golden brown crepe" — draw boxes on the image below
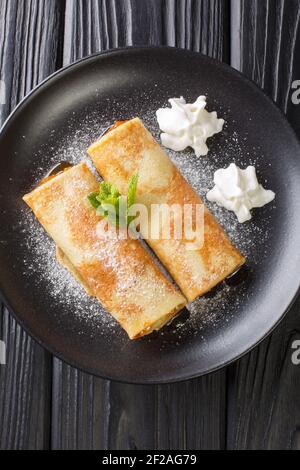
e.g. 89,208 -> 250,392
88,118 -> 245,302
23,162 -> 186,339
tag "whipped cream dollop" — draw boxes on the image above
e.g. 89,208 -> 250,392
206,163 -> 275,223
156,96 -> 224,157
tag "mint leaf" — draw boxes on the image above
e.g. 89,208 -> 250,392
98,181 -> 120,201
88,192 -> 101,209
99,181 -> 112,197
88,174 -> 139,228
111,184 -> 121,198
127,174 -> 138,208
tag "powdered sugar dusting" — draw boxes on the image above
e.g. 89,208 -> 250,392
19,94 -> 276,343
19,208 -> 119,336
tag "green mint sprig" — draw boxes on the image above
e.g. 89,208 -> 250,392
88,174 -> 139,227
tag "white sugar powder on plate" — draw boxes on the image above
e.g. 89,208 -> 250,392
18,103 -> 275,341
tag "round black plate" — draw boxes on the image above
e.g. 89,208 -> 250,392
0,47 -> 300,384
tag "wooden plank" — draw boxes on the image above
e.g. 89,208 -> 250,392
231,0 -> 300,115
0,0 -> 64,450
63,0 -> 229,62
51,0 -> 230,450
107,372 -> 226,450
52,365 -> 227,451
51,360 -> 111,449
153,372 -> 226,450
228,0 -> 300,450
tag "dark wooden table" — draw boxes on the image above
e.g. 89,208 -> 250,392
1,0 -> 300,450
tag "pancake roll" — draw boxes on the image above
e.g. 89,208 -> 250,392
23,162 -> 186,339
88,118 -> 245,302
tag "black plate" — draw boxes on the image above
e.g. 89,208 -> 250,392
0,47 -> 300,384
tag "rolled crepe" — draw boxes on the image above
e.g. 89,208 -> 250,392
88,118 -> 245,302
23,162 -> 186,339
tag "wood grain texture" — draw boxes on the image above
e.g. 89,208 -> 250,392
63,0 -> 229,62
153,373 -> 226,450
0,0 -> 64,450
227,0 -> 300,450
51,359 -> 111,449
51,365 -> 227,450
51,0 -> 230,450
0,306 -> 51,449
2,0 -> 300,450
107,373 -> 226,450
231,0 -> 300,115
227,303 -> 300,450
